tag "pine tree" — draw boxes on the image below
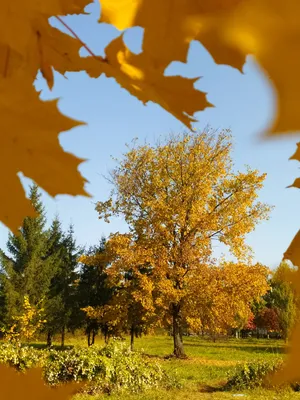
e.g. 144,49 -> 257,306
42,216 -> 65,347
0,184 -> 54,326
78,237 -> 113,346
61,225 -> 81,347
121,264 -> 157,351
50,224 -> 81,347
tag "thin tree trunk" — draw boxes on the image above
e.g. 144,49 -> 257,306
47,331 -> 52,348
91,329 -> 96,345
172,303 -> 186,358
61,325 -> 65,348
104,327 -> 109,344
130,325 -> 135,351
87,330 -> 91,347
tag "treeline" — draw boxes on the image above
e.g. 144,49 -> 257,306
249,262 -> 299,341
0,131 -> 298,357
0,185 -> 108,347
0,185 -> 297,354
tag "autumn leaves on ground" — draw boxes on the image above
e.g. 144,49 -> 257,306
0,130 -> 300,399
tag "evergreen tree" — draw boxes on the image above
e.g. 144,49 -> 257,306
120,264 -> 157,351
42,216 -> 66,346
45,224 -> 81,347
59,224 -> 82,347
78,237 -> 113,346
0,184 -> 54,326
0,272 -> 6,334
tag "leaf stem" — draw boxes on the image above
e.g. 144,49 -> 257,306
55,16 -> 108,63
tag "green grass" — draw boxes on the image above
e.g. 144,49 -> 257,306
29,334 -> 299,399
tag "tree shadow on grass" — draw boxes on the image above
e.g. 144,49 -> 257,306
26,342 -> 74,351
185,342 -> 287,354
198,382 -> 227,393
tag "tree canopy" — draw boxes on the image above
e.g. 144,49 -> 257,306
96,129 -> 272,357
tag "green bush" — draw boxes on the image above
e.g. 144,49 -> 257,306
0,342 -> 44,371
0,340 -> 178,395
225,359 -> 285,390
44,341 -> 176,394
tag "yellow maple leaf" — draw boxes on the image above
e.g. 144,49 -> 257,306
99,0 -> 245,71
283,230 -> 300,272
99,0 -> 300,135
27,24 -> 86,87
0,72 -> 88,232
210,0 -> 300,135
0,0 -> 93,89
0,0 -> 92,55
85,35 -> 211,128
287,143 -> 300,189
289,143 -> 300,162
270,321 -> 300,385
274,231 -> 300,384
0,364 -> 82,400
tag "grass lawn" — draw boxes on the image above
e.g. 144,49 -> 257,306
33,333 -> 299,400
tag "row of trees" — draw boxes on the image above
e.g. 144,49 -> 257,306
0,185 -> 82,347
249,261 -> 299,341
0,130 -> 298,357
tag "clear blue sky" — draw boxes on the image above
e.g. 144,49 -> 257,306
1,1 -> 300,269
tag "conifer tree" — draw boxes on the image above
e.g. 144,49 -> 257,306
78,238 -> 113,346
58,224 -> 81,347
0,184 -> 54,326
42,216 -> 65,346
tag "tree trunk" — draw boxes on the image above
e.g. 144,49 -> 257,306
172,303 -> 186,358
47,331 -> 52,347
130,325 -> 135,351
87,330 -> 91,347
104,331 -> 108,344
61,325 -> 65,348
91,329 -> 96,345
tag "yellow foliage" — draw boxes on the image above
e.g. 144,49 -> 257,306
85,35 -> 210,128
0,72 -> 88,231
99,0 -> 245,71
96,131 -> 271,356
0,0 -> 300,388
2,295 -> 47,344
185,262 -> 270,335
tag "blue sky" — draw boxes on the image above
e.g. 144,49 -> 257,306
1,1 -> 300,268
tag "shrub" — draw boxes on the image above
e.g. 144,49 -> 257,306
225,359 -> 286,390
43,345 -> 106,385
0,342 -> 44,371
0,340 -> 178,395
43,341 -> 175,394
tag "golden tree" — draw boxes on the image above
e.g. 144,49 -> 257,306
1,0 -> 300,390
1,295 -> 47,345
96,129 -> 271,357
185,262 -> 270,340
81,235 -> 159,350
